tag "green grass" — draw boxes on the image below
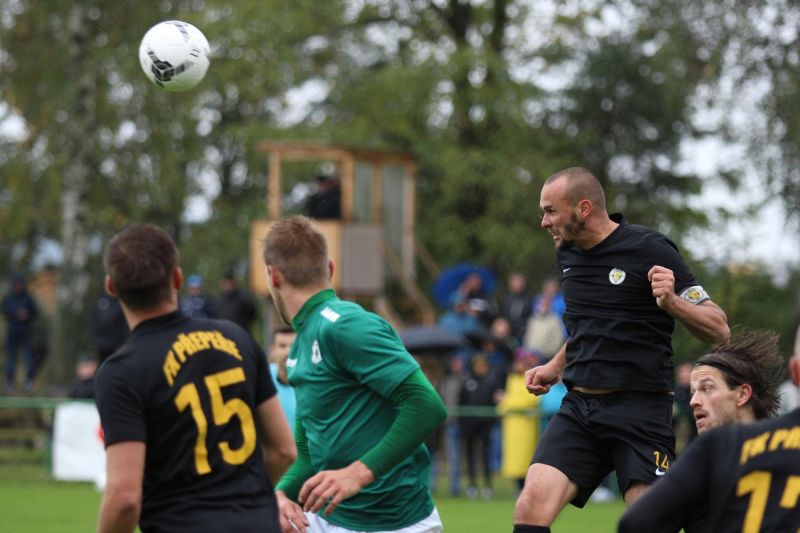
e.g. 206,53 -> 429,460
0,464 -> 101,532
0,462 -> 624,532
437,495 -> 625,532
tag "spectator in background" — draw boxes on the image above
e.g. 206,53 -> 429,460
180,274 -> 216,318
268,325 -> 297,431
304,173 -> 342,220
496,349 -> 541,493
439,296 -> 481,341
92,293 -> 129,363
486,317 -> 518,384
498,273 -> 532,343
532,277 -> 565,319
219,271 -> 258,335
3,274 -> 38,392
672,361 -> 697,451
439,354 -> 467,497
459,354 -> 499,500
450,272 -> 495,328
69,354 -> 99,399
523,296 -> 565,360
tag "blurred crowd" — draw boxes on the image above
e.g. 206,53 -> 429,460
1,269 -> 258,396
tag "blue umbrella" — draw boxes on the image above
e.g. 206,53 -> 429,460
432,263 -> 496,308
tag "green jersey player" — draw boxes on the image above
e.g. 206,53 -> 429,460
262,216 -> 447,533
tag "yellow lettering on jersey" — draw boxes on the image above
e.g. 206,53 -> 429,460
740,431 -> 771,464
769,429 -> 790,451
163,351 -> 181,386
162,330 -> 245,386
173,338 -> 188,363
785,427 -> 800,449
179,333 -> 199,353
189,332 -> 209,350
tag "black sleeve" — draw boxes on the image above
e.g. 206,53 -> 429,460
645,233 -> 701,295
618,434 -> 714,533
95,358 -> 147,447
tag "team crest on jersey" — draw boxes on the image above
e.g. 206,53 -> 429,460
311,341 -> 323,364
608,268 -> 626,285
680,285 -> 708,304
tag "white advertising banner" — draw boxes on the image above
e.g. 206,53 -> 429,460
52,401 -> 106,482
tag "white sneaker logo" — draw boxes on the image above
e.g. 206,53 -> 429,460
311,341 -> 323,365
655,467 -> 667,476
562,267 -> 572,273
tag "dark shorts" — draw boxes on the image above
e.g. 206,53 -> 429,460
532,389 -> 675,507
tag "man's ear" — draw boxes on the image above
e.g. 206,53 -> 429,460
173,267 -> 183,291
737,383 -> 753,408
104,275 -> 117,297
267,265 -> 281,290
577,198 -> 593,219
790,356 -> 800,387
328,259 -> 335,280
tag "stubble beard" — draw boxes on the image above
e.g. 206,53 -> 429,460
555,213 -> 585,250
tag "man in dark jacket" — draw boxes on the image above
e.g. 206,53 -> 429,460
498,273 -> 532,343
92,293 -> 129,363
218,272 -> 258,334
2,275 -> 38,391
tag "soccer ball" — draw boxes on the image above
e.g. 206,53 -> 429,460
138,20 -> 210,92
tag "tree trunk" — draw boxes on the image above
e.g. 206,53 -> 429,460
52,0 -> 95,383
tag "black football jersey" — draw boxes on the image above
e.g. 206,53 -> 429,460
558,214 -> 706,391
95,311 -> 278,532
619,409 -> 800,533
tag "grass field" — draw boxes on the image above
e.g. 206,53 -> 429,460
0,463 -> 625,532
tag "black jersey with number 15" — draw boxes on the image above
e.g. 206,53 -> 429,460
95,311 -> 278,533
557,214 -> 708,392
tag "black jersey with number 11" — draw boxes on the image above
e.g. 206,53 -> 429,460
619,409 -> 800,533
95,311 -> 278,533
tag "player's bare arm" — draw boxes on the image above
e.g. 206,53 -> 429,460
298,460 -> 375,516
526,343 -> 567,395
98,441 -> 145,533
256,396 -> 297,484
647,265 -> 730,344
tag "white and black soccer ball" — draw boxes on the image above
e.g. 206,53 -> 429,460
138,20 -> 210,92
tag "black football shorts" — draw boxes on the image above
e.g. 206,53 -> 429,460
532,389 -> 675,507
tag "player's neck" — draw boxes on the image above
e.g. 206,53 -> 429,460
738,408 -> 757,425
122,301 -> 179,330
578,215 -> 619,250
284,284 -> 333,323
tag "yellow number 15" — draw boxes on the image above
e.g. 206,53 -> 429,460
174,367 -> 257,475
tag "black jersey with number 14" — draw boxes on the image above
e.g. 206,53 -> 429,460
95,311 -> 278,533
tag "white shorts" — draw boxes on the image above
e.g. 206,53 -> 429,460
300,507 -> 443,533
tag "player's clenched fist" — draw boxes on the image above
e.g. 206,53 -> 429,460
526,363 -> 560,396
647,265 -> 676,310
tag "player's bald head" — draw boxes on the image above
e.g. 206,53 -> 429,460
544,167 -> 606,211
